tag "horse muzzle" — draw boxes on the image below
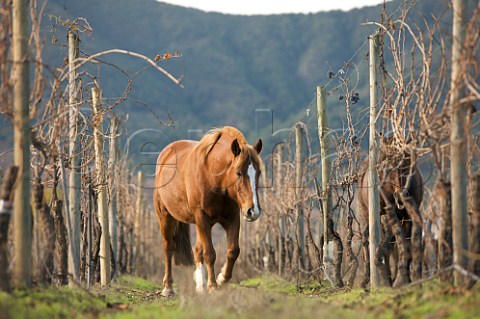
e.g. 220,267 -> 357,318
393,192 -> 405,210
243,208 -> 261,222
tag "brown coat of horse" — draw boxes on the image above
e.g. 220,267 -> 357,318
356,153 -> 424,287
154,126 -> 263,295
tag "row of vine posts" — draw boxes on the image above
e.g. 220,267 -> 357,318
0,0 -> 184,290
240,0 -> 480,290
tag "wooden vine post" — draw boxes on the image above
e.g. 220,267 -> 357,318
450,0 -> 468,287
316,85 -> 332,267
276,144 -> 286,275
295,125 -> 306,268
92,87 -> 111,285
11,0 -> 32,289
262,169 -> 272,271
241,213 -> 249,265
67,30 -> 81,284
368,31 -> 381,289
108,116 -> 120,277
134,170 -> 144,272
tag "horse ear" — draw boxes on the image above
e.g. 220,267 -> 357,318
254,139 -> 263,154
231,139 -> 241,157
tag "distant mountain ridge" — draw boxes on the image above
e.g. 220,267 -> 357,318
0,0 -> 449,160
42,0 -> 385,133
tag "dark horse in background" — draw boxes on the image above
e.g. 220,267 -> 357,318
357,145 -> 424,287
154,126 -> 263,295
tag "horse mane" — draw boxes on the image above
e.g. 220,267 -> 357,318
196,126 -> 262,170
197,126 -> 248,158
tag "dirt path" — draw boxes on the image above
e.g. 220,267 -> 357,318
100,274 -> 480,319
0,274 -> 479,319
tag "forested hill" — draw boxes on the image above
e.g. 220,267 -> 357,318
44,0 -> 384,137
1,0 -> 449,154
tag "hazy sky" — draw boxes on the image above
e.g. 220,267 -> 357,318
157,0 -> 389,15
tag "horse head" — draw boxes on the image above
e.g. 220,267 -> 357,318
230,138 -> 263,222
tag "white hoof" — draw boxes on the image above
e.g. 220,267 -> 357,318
161,288 -> 174,297
216,272 -> 227,286
194,263 -> 207,294
196,286 -> 207,294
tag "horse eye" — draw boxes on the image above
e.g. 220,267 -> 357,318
236,172 -> 242,177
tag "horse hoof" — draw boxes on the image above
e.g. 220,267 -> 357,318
393,276 -> 408,288
216,273 -> 227,286
161,288 -> 175,297
196,286 -> 207,294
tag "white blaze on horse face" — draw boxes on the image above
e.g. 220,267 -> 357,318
247,164 -> 261,221
194,263 -> 206,293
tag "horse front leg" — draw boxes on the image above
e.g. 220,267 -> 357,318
193,240 -> 206,293
389,213 -> 410,287
217,214 -> 240,286
377,214 -> 393,286
195,214 -> 217,292
403,196 -> 422,282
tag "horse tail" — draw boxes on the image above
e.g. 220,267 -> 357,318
172,221 -> 194,266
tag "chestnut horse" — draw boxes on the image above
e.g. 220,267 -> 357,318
154,126 -> 263,295
356,150 -> 423,287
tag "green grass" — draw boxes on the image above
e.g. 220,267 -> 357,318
237,275 -> 480,319
0,275 -> 169,319
0,275 -> 479,319
0,286 -> 106,319
240,274 -> 301,293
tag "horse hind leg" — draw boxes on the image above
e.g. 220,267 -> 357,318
217,217 -> 240,287
159,212 -> 176,296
